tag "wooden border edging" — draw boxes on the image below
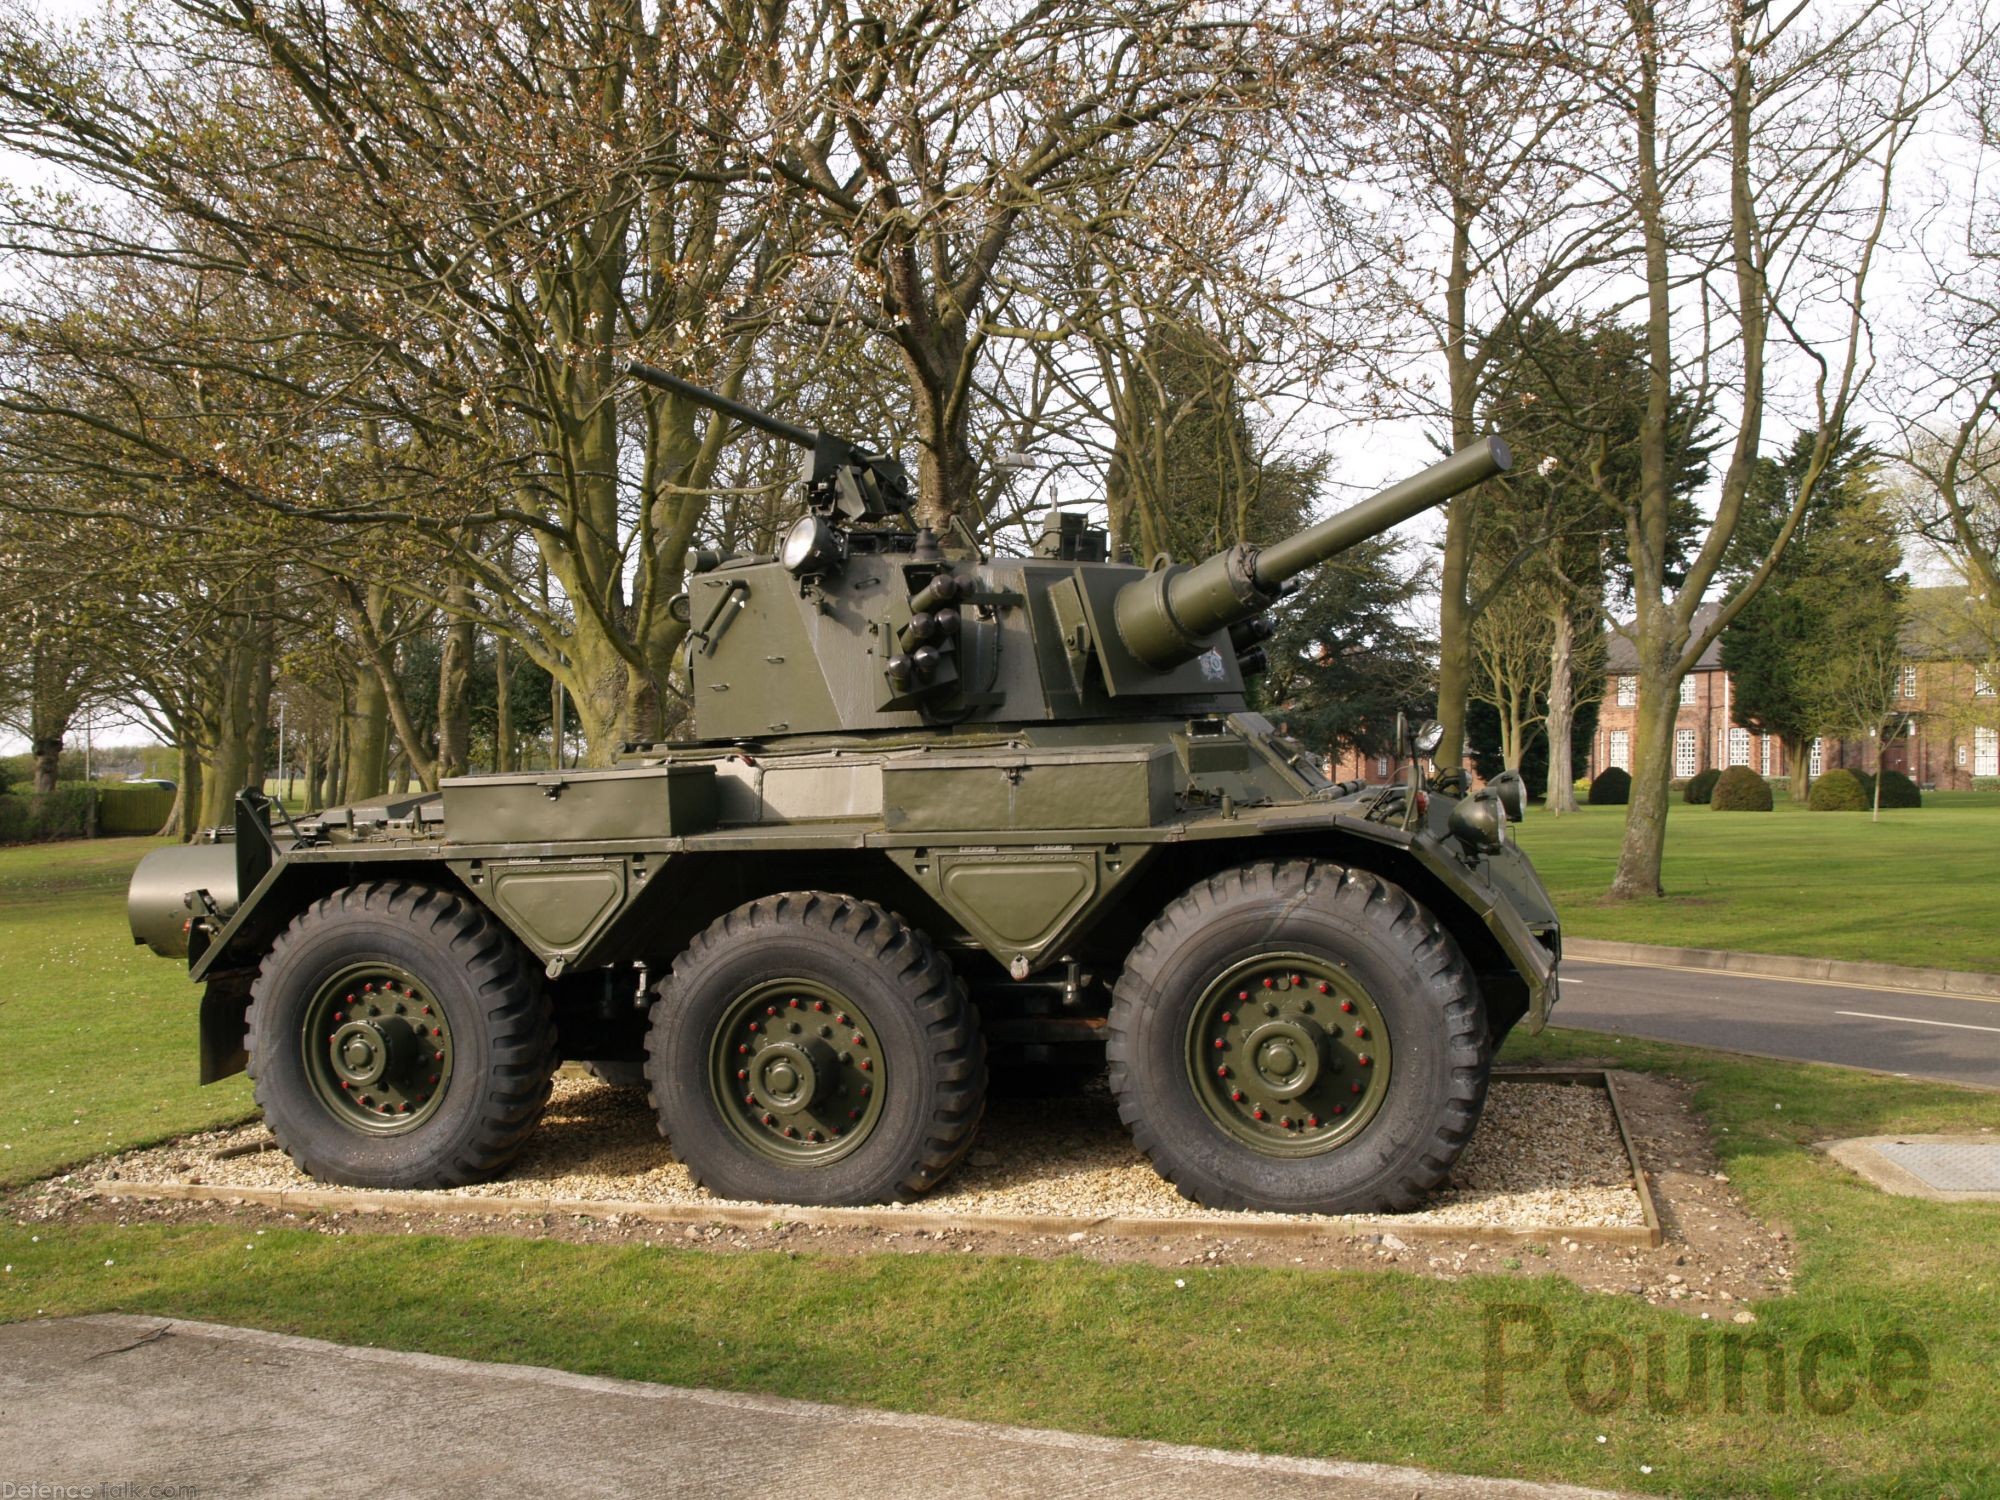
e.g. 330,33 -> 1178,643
80,1068 -> 1661,1250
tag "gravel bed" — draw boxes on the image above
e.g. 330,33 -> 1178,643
81,1073 -> 1643,1230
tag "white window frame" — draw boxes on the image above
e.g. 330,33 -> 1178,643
1674,728 -> 1697,777
1616,675 -> 1637,707
1976,727 -> 1999,777
1609,729 -> 1631,771
1760,735 -> 1772,775
1901,664 -> 1918,701
1810,738 -> 1824,777
1977,668 -> 1996,699
1728,727 -> 1751,767
1679,675 -> 1697,706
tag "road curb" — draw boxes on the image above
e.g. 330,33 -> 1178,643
1564,938 -> 2000,999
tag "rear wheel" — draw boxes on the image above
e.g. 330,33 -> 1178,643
247,882 -> 554,1189
1107,860 -> 1487,1214
647,892 -> 985,1205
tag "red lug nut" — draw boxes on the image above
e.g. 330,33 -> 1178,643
1333,1104 -> 1346,1115
1213,1038 -> 1226,1050
1262,977 -> 1275,989
744,1094 -> 757,1106
1317,981 -> 1330,994
1290,974 -> 1302,986
431,1026 -> 443,1036
737,1068 -> 748,1081
737,1043 -> 749,1055
860,1059 -> 872,1071
1252,1107 -> 1267,1120
428,1074 -> 438,1085
1357,1054 -> 1372,1067
1308,1114 -> 1321,1127
748,1022 -> 760,1033
1280,1115 -> 1293,1129
814,1000 -> 826,1012
851,1033 -> 865,1046
434,1051 -> 444,1062
1353,1025 -> 1368,1038
1216,1065 -> 1230,1078
1221,1011 -> 1234,1023
766,1005 -> 778,1016
1230,1089 -> 1245,1102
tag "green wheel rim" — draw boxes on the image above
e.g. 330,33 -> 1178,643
710,978 -> 885,1163
1185,951 -> 1392,1153
302,962 -> 455,1133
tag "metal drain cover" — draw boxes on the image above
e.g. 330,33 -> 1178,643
1872,1142 -> 2000,1192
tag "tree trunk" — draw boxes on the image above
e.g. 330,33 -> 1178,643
169,740 -> 202,840
1610,665 -> 1681,898
344,671 -> 390,801
437,595 -> 475,781
30,734 -> 61,794
1545,610 -> 1578,814
1785,732 -> 1809,802
494,635 -> 513,774
198,638 -> 260,829
1435,502 -> 1475,771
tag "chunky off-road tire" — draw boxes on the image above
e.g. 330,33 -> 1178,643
647,892 -> 985,1205
247,881 -> 555,1189
583,1060 -> 647,1090
1107,861 -> 1488,1214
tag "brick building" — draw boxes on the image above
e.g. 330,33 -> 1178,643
1589,599 -> 2000,791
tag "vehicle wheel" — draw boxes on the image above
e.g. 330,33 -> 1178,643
247,881 -> 554,1189
647,892 -> 985,1205
583,1060 -> 647,1090
1106,860 -> 1487,1214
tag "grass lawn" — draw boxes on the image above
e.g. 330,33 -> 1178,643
0,837 -> 254,1188
1514,792 -> 2000,972
5,839 -> 2000,1496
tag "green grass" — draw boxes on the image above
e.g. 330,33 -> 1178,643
1515,792 -> 2000,972
0,838 -> 254,1188
6,840 -> 2000,1495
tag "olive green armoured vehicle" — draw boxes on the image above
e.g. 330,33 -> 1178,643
128,362 -> 1560,1214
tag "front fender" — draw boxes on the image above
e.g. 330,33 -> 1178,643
1181,805 -> 1561,1032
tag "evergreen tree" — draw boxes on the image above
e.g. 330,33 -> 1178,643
1720,427 -> 1904,799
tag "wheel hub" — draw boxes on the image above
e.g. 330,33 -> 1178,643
713,981 -> 883,1162
1187,954 -> 1391,1154
302,966 -> 453,1133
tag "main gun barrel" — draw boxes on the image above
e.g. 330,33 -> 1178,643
623,358 -> 818,451
1113,435 -> 1511,670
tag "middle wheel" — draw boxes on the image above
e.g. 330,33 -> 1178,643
647,892 -> 986,1205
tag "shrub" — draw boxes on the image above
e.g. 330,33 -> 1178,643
1588,767 -> 1631,805
1808,768 -> 1870,811
1711,765 -> 1773,811
1873,769 -> 1922,809
1683,767 -> 1721,805
0,786 -> 96,844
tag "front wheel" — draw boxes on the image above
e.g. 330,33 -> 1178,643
247,882 -> 555,1189
647,892 -> 985,1205
1107,861 -> 1487,1214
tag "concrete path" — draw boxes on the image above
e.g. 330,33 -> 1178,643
1557,958 -> 2000,1089
0,1314 -> 1632,1499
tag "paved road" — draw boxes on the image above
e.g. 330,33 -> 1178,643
1555,958 -> 2000,1089
0,1315 -> 1632,1500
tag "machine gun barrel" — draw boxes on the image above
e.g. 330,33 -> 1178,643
1113,435 -> 1511,670
623,358 -> 818,451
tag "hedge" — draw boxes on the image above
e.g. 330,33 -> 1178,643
1682,767 -> 1721,805
0,783 -> 176,843
1711,765 -> 1773,811
1808,768 -> 1870,812
1874,769 -> 1921,808
1587,767 -> 1631,805
98,785 -> 177,833
0,787 -> 97,844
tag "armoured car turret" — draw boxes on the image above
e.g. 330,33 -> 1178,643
128,362 -> 1559,1214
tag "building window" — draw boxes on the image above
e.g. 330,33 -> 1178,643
1728,727 -> 1751,766
1760,735 -> 1772,774
1810,738 -> 1824,777
1674,729 -> 1697,777
1610,729 -> 1631,771
1679,675 -> 1697,706
1376,754 -> 1390,777
1901,664 -> 1918,701
1977,727 -> 1999,777
1616,675 -> 1637,707
1978,668 -> 1996,699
